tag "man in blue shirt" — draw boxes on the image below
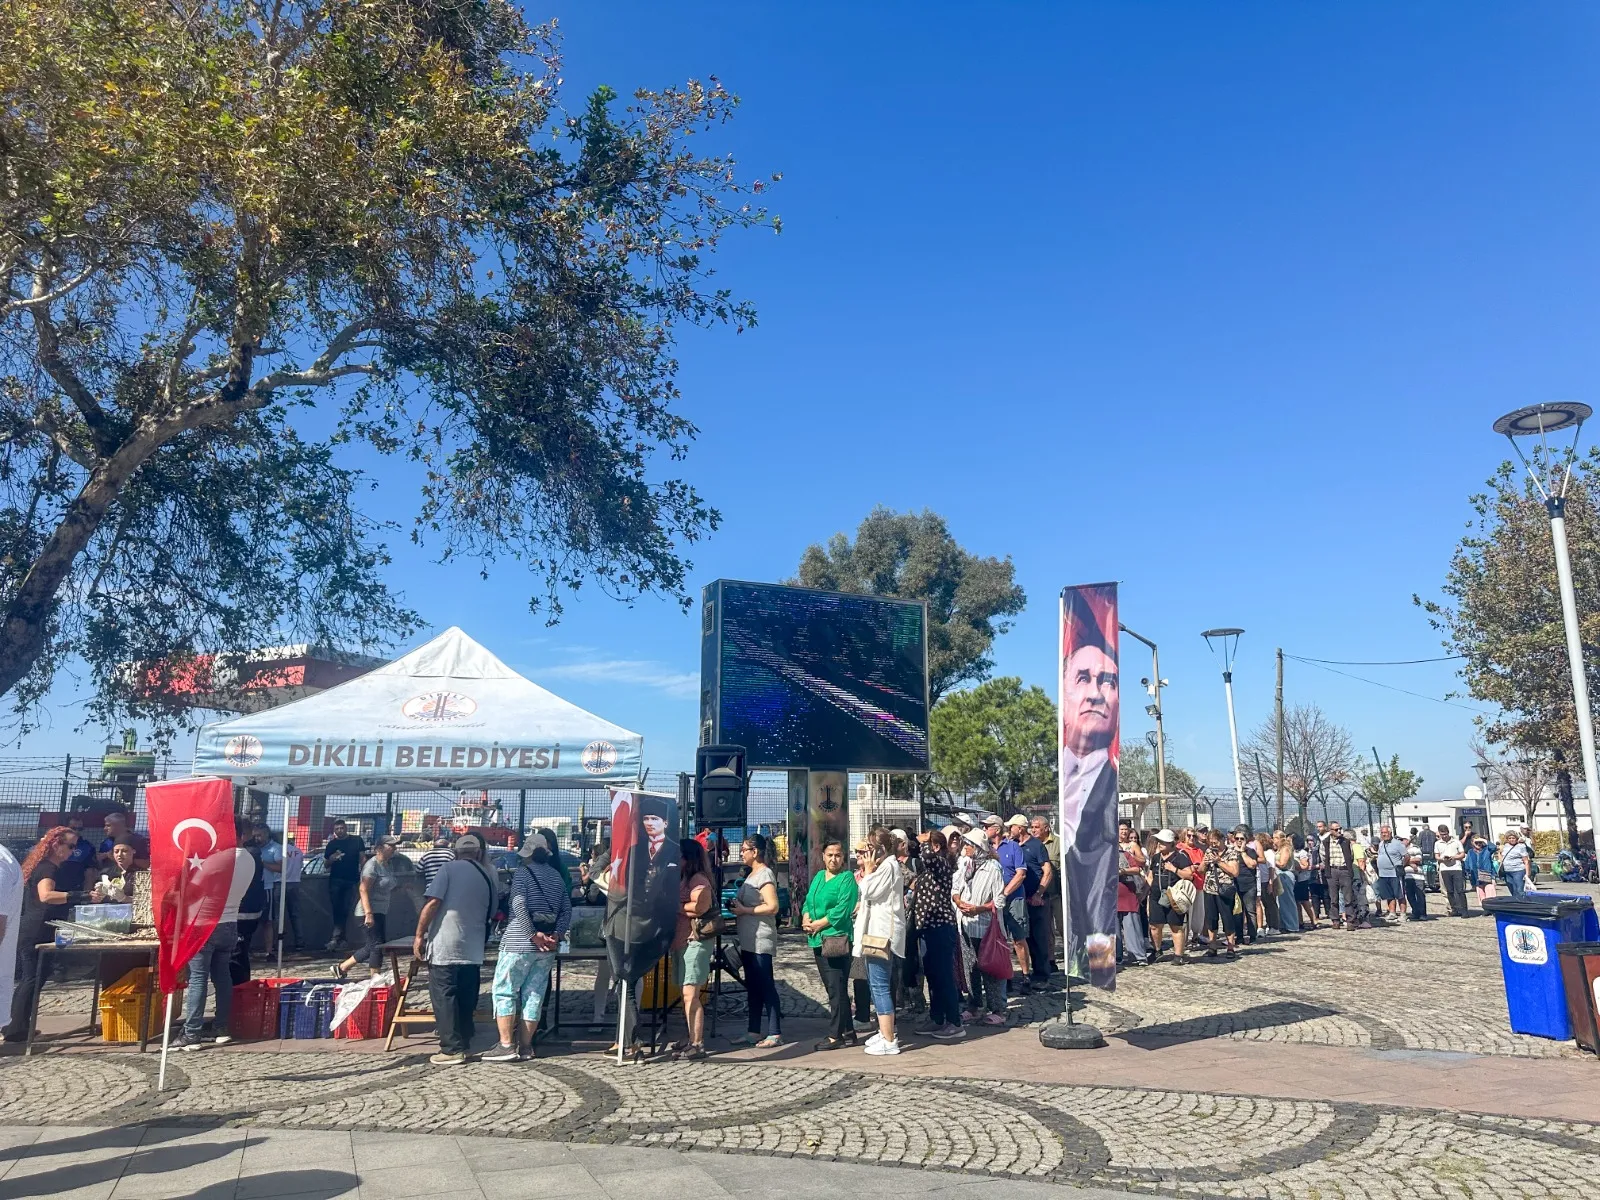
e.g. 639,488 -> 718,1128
989,815 -> 1033,988
56,813 -> 99,892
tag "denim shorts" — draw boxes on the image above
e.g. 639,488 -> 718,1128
1003,895 -> 1029,940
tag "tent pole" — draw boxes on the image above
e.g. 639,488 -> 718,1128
518,789 -> 527,844
277,799 -> 291,976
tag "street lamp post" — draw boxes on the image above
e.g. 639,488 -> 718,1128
1492,402 -> 1600,848
1121,623 -> 1169,827
1203,628 -> 1248,829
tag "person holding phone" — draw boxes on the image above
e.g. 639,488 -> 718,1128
854,830 -> 907,1055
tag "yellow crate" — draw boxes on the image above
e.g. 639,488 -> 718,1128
99,985 -> 182,1042
636,955 -> 678,1012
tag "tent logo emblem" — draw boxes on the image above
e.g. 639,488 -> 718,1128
223,735 -> 263,767
402,691 -> 479,722
582,740 -> 617,774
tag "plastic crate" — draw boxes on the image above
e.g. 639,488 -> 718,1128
230,977 -> 301,1041
276,980 -> 336,1039
293,983 -> 337,1039
332,984 -> 392,1040
99,984 -> 183,1042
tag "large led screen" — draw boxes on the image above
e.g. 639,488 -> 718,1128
701,580 -> 930,771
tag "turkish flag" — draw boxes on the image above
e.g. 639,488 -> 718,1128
147,777 -> 238,995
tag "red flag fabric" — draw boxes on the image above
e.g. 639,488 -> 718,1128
147,777 -> 238,994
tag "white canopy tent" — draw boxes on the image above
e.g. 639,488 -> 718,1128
192,626 -> 643,793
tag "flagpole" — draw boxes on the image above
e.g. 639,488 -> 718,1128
157,992 -> 175,1090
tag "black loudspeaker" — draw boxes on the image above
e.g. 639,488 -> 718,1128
695,744 -> 748,827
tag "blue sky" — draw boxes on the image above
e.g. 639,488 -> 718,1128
20,4 -> 1600,802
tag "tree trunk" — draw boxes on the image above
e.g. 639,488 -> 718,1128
1553,753 -> 1581,851
0,407 -> 207,701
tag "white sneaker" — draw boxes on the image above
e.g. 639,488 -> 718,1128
863,1031 -> 883,1049
213,1034 -> 233,1046
865,1038 -> 901,1055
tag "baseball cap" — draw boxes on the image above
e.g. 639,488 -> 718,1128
981,815 -> 1003,828
939,824 -> 961,841
1155,829 -> 1176,844
1005,815 -> 1028,828
378,835 -> 401,847
454,834 -> 482,853
890,828 -> 910,844
962,830 -> 989,851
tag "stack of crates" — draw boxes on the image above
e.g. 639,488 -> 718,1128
99,968 -> 183,1043
332,984 -> 394,1040
229,977 -> 301,1041
277,981 -> 338,1039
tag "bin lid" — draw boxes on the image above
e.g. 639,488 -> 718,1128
1482,893 -> 1595,919
1556,941 -> 1600,956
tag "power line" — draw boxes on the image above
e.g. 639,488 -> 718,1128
1283,655 -> 1489,713
1287,654 -> 1465,666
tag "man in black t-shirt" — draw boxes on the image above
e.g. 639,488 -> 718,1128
322,821 -> 366,951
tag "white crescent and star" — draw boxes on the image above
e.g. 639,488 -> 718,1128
172,818 -> 218,872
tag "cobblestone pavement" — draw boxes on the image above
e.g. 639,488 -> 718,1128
12,889 -> 1597,1197
0,1047 -> 1596,1198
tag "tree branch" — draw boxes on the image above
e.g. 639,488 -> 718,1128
29,305 -> 116,459
2,259 -> 101,317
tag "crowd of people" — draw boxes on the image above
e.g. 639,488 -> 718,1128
1112,817 -> 1546,968
0,800 -> 1562,1061
692,812 -> 1063,1058
0,811 -> 156,1043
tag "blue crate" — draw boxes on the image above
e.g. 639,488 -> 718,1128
282,981 -> 337,1040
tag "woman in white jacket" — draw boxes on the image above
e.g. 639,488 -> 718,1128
853,829 -> 907,1055
952,830 -> 1007,1024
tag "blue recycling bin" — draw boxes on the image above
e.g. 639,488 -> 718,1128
1482,892 -> 1599,1039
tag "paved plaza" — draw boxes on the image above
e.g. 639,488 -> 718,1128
5,888 -> 1598,1198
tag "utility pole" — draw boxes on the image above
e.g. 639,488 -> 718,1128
1275,649 -> 1285,830
1120,624 -> 1168,827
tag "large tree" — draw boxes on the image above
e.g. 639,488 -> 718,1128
1417,451 -> 1600,849
0,1 -> 776,734
1241,702 -> 1359,830
792,507 -> 1025,704
927,676 -> 1055,816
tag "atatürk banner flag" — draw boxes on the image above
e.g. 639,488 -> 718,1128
148,777 -> 240,995
602,788 -> 680,983
1059,584 -> 1120,991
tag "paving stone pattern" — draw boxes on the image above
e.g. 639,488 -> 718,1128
10,891 -> 1598,1197
0,1048 -> 1596,1198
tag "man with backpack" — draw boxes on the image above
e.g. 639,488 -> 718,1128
413,834 -> 499,1065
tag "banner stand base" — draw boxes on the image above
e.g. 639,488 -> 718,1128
1039,1020 -> 1105,1050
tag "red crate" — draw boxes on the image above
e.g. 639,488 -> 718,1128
229,976 -> 302,1041
332,984 -> 392,1039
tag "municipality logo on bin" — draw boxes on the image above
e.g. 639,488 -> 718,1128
1504,923 -> 1547,965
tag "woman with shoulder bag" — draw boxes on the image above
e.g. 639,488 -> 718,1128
854,830 -> 907,1055
910,830 -> 963,1040
1202,829 -> 1243,958
952,830 -> 1007,1025
1116,821 -> 1150,967
801,838 -> 860,1050
673,838 -> 715,1059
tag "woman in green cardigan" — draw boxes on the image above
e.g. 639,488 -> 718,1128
800,838 -> 860,1050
